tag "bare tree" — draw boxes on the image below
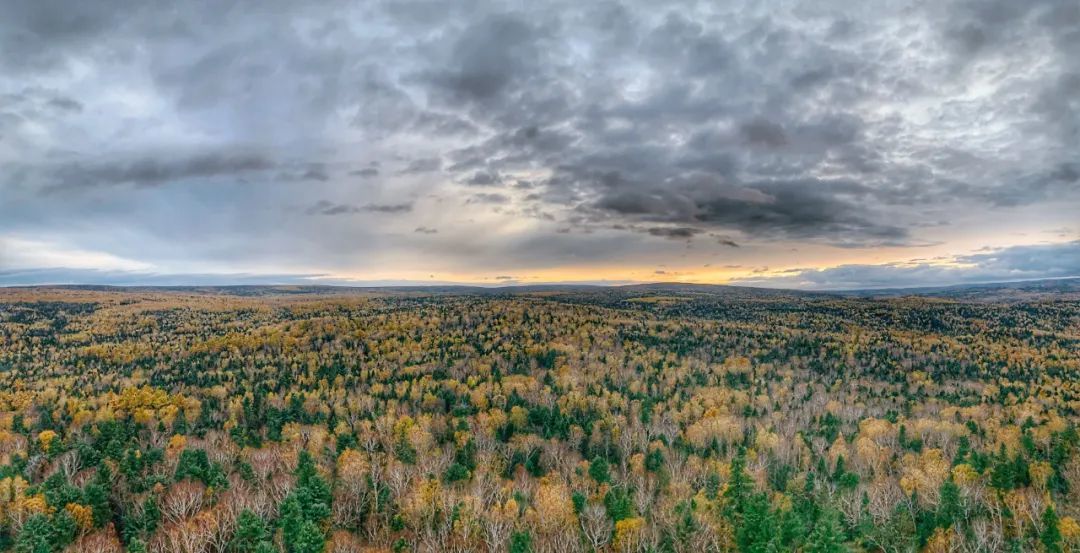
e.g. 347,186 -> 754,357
580,503 -> 613,552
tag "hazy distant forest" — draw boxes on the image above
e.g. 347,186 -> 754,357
0,284 -> 1079,553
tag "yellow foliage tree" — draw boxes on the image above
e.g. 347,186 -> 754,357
614,517 -> 646,552
37,430 -> 58,453
66,503 -> 95,532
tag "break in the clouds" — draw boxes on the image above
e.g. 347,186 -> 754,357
1,0 -> 1078,288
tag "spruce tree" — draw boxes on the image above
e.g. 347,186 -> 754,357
724,448 -> 752,513
291,520 -> 326,553
937,478 -> 963,529
509,530 -> 533,553
14,514 -> 52,553
806,509 -> 846,553
232,509 -> 271,553
589,456 -> 611,484
1041,505 -> 1063,553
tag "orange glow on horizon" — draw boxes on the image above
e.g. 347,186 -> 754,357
302,243 -> 1011,286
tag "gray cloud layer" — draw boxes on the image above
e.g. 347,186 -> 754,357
1,0 -> 1078,285
735,241 -> 1080,290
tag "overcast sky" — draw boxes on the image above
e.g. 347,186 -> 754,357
1,0 -> 1078,289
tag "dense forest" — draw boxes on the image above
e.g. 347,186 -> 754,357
0,285 -> 1078,553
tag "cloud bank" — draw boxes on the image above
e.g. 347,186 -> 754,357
734,241 -> 1080,290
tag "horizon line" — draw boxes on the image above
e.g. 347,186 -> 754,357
3,275 -> 1078,294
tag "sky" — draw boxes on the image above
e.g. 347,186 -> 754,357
1,0 -> 1078,289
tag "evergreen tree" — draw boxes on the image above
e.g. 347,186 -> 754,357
173,409 -> 188,435
280,495 -> 304,548
604,486 -> 635,522
937,478 -> 963,530
232,509 -> 271,553
509,530 -> 533,553
806,509 -> 846,553
1041,505 -> 1063,553
279,453 -> 331,553
84,481 -> 111,527
14,514 -> 52,553
724,448 -> 752,513
291,520 -> 325,553
737,493 -> 777,553
174,448 -> 227,487
645,448 -> 665,473
443,462 -> 470,483
295,450 -> 332,517
253,543 -> 276,553
589,456 -> 611,484
52,509 -> 78,549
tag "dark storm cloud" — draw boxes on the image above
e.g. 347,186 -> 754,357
350,168 -> 380,178
410,8 -> 911,243
739,118 -> 788,148
941,0 -> 1077,60
38,153 -> 275,191
46,97 -> 82,112
363,202 -> 414,214
646,227 -> 703,240
306,200 -> 413,216
962,241 -> 1080,277
423,13 -> 545,104
0,0 -> 127,73
275,163 -> 334,183
462,171 -> 501,186
400,0 -> 1075,246
466,193 -> 510,205
306,200 -> 359,216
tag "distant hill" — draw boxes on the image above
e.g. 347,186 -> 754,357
30,283 -> 607,297
838,277 -> 1080,301
26,282 -> 827,299
10,277 -> 1080,302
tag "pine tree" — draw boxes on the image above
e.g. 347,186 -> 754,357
174,447 -> 227,487
295,450 -> 331,520
509,530 -> 533,553
832,455 -> 847,482
724,448 -> 752,514
291,520 -> 325,553
604,486 -> 635,521
173,409 -> 188,435
52,509 -> 78,549
737,493 -> 777,553
645,447 -> 665,473
1041,505 -> 1063,553
253,542 -> 276,553
84,482 -> 111,528
15,514 -> 53,553
589,456 -> 611,484
937,478 -> 963,530
280,495 -> 305,551
232,509 -> 271,553
806,509 -> 846,553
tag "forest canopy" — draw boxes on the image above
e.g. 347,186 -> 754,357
0,285 -> 1078,552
